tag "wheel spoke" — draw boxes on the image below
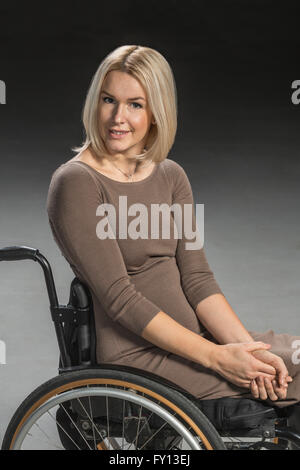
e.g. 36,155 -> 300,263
59,404 -> 91,450
4,375 -> 214,450
122,391 -> 126,450
32,419 -> 65,450
75,396 -> 106,443
87,385 -> 97,450
139,413 -> 176,450
106,384 -> 110,445
134,403 -> 144,449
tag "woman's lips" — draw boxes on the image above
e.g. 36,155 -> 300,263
109,130 -> 131,139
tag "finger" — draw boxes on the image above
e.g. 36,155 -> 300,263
264,378 -> 278,401
272,376 -> 287,389
250,379 -> 259,399
253,358 -> 277,376
245,342 -> 271,352
272,384 -> 287,400
278,366 -> 288,385
277,374 -> 292,388
258,372 -> 276,381
279,375 -> 293,386
272,357 -> 290,384
256,376 -> 268,400
279,369 -> 292,386
272,380 -> 287,400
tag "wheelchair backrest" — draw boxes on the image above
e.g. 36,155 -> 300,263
59,277 -> 97,370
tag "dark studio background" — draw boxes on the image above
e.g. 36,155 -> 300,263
0,0 -> 299,439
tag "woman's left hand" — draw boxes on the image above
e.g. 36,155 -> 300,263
250,349 -> 293,401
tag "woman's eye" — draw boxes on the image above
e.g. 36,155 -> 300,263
131,102 -> 142,109
102,97 -> 142,109
103,97 -> 114,104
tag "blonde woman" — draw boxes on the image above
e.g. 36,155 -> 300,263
47,45 -> 299,413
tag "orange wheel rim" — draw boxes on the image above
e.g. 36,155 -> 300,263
10,377 -> 213,450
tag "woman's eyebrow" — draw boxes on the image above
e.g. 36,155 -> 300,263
101,90 -> 145,101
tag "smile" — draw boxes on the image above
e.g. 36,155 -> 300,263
109,130 -> 131,139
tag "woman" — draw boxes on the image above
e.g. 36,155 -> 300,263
47,45 -> 300,410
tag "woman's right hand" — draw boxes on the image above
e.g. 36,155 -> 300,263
210,342 -> 277,389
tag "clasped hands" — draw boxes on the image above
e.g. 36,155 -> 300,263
213,341 -> 293,401
250,346 -> 293,401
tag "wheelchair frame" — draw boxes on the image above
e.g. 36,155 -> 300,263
1,245 -> 300,450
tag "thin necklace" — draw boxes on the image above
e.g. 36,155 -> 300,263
109,155 -> 153,182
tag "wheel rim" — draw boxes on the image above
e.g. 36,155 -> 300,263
9,378 -> 214,450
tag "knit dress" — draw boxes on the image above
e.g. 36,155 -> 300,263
46,156 -> 300,408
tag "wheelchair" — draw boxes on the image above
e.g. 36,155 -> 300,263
1,246 -> 300,450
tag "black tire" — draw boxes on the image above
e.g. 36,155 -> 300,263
2,366 -> 226,450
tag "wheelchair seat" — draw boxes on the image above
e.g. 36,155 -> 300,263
193,397 -> 280,433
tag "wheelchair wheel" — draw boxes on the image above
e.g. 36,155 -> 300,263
2,367 -> 225,450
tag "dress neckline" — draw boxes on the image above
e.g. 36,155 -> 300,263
67,159 -> 159,186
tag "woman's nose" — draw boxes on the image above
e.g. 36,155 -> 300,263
113,103 -> 127,122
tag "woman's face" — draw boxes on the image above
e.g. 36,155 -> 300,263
98,70 -> 155,159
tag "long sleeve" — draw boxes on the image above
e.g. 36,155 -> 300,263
46,163 -> 162,337
167,161 -> 224,310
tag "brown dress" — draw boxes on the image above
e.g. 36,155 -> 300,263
46,157 -> 300,408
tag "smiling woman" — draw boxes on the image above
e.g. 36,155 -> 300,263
47,45 -> 300,417
71,45 -> 177,169
97,70 -> 155,158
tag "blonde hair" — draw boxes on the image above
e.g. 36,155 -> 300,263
72,45 -> 178,163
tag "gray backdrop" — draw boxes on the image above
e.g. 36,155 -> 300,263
0,0 -> 299,442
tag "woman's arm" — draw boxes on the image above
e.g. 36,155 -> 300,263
195,293 -> 292,398
142,310 -> 219,368
195,293 -> 254,344
141,309 -> 277,389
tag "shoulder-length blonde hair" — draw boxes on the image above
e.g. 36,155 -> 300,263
72,45 -> 178,164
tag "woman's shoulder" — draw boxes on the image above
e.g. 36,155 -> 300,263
162,157 -> 190,185
47,159 -> 103,212
46,159 -> 103,218
49,158 -> 99,187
